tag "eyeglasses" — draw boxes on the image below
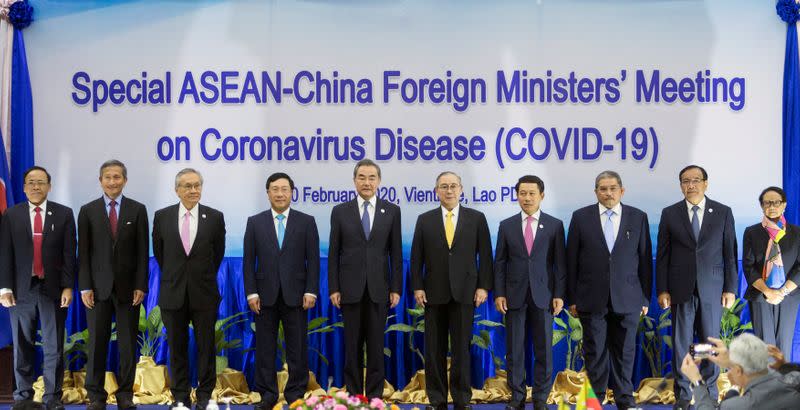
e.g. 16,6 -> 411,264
437,183 -> 460,192
680,178 -> 706,186
761,200 -> 784,209
24,181 -> 48,187
179,183 -> 202,191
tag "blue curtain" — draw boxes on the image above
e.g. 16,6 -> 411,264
9,28 -> 34,203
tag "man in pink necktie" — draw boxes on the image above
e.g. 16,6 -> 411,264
493,175 -> 566,410
152,168 -> 226,410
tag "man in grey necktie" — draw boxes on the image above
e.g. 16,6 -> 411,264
567,170 -> 652,410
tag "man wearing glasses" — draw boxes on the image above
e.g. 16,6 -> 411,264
0,166 -> 77,410
328,159 -> 403,399
410,171 -> 493,410
152,168 -> 226,410
656,165 -> 738,410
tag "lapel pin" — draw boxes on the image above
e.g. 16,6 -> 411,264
539,224 -> 544,229
380,208 -> 385,213
708,208 -> 714,213
126,221 -> 132,225
202,214 -> 207,219
47,211 -> 52,216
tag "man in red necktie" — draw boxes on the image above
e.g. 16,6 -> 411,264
0,166 -> 77,410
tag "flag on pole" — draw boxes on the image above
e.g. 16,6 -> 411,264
576,376 -> 603,410
0,129 -> 13,210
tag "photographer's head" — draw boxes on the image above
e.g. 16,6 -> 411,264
727,333 -> 770,387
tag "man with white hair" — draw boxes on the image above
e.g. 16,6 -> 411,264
680,334 -> 800,409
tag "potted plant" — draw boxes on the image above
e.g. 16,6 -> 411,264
635,309 -> 673,404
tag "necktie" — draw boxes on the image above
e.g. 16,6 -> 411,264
33,207 -> 44,278
109,200 -> 118,239
445,211 -> 455,248
361,201 -> 371,239
691,205 -> 701,240
276,214 -> 286,249
181,211 -> 191,255
603,209 -> 615,252
524,215 -> 535,256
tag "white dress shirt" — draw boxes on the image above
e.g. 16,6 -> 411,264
598,202 -> 622,240
357,195 -> 376,232
178,202 -> 199,251
686,197 -> 707,229
521,209 -> 542,241
0,201 -> 49,296
441,204 -> 460,228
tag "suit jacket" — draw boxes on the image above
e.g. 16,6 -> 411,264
693,371 -> 800,410
742,222 -> 800,301
656,198 -> 738,305
566,203 -> 652,313
493,211 -> 566,310
410,206 -> 493,305
243,208 -> 320,307
152,203 -> 225,310
327,198 -> 402,304
0,201 -> 77,301
78,196 -> 149,303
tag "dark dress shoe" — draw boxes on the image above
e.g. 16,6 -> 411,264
116,397 -> 136,410
255,401 -> 277,410
86,401 -> 107,410
533,399 -> 548,410
505,404 -> 525,410
673,400 -> 691,410
12,400 -> 34,410
454,405 -> 471,410
45,400 -> 65,410
425,405 -> 447,410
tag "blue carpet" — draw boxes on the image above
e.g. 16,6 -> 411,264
0,405 -> 674,410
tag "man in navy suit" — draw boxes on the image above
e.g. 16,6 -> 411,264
656,165 -> 737,409
0,166 -> 77,410
411,171 -> 493,410
152,168 -> 226,410
566,171 -> 652,410
328,159 -> 403,399
494,175 -> 566,410
79,160 -> 149,410
244,172 -> 320,410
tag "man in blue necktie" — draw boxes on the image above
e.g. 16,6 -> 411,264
244,172 -> 319,410
566,171 -> 652,410
328,159 -> 403,399
656,165 -> 738,410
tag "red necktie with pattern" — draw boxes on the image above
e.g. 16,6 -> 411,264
33,207 -> 44,278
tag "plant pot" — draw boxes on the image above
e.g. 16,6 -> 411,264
634,377 -> 673,404
133,355 -> 172,405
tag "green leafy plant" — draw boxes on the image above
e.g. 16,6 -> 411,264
638,309 -> 672,378
137,306 -> 164,357
720,298 -> 753,347
38,325 -> 117,369
470,316 -> 505,369
385,304 -> 426,364
213,311 -> 250,373
249,314 -> 343,367
553,311 -> 584,371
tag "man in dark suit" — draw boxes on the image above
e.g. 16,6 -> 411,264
494,175 -> 566,410
656,164 -> 737,409
79,160 -> 149,410
244,172 -> 320,410
566,171 -> 652,410
152,168 -> 226,410
328,159 -> 402,399
411,171 -> 493,410
0,166 -> 77,410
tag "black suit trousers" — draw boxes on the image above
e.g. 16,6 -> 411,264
85,293 -> 140,403
750,296 -> 800,361
579,305 -> 638,405
254,290 -> 309,405
671,292 -> 721,402
424,300 -> 474,406
162,303 -> 217,405
340,288 -> 388,399
505,291 -> 553,405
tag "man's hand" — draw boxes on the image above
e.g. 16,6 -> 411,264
0,293 -> 15,308
389,292 -> 400,309
474,288 -> 488,307
680,353 -> 703,384
569,304 -> 578,317
641,306 -> 649,316
132,290 -> 145,306
658,292 -> 671,309
495,297 -> 507,314
303,295 -> 316,310
60,288 -> 73,308
721,292 -> 736,309
329,292 -> 341,309
707,336 -> 732,369
767,344 -> 786,370
81,290 -> 95,309
552,298 -> 564,316
414,290 -> 427,308
764,289 -> 784,305
248,297 -> 261,315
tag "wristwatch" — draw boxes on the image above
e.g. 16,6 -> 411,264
780,287 -> 791,296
